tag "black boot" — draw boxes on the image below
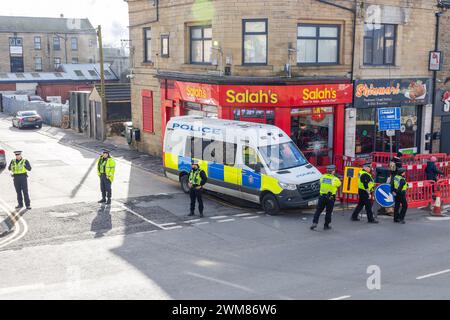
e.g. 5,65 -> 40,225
98,199 -> 106,204
106,199 -> 112,205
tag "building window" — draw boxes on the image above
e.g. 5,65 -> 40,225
72,57 -> 79,64
363,23 -> 396,66
34,57 -> 42,71
297,24 -> 340,64
34,37 -> 41,50
54,57 -> 61,70
144,28 -> 152,62
161,34 -> 169,58
243,19 -> 268,65
9,37 -> 23,46
71,38 -> 78,51
89,39 -> 95,48
190,25 -> 212,64
53,37 -> 61,50
142,90 -> 154,133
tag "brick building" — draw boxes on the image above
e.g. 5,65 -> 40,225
0,16 -> 98,73
126,0 -> 440,167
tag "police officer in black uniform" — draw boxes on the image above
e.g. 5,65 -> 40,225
351,163 -> 378,224
8,151 -> 32,210
392,168 -> 408,224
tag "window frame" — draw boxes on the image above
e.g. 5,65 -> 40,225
54,57 -> 61,70
297,23 -> 340,66
242,18 -> 268,66
34,36 -> 42,50
71,37 -> 78,51
53,37 -> 61,51
161,34 -> 170,58
34,57 -> 43,71
363,23 -> 397,66
72,57 -> 79,64
143,27 -> 152,63
189,25 -> 212,65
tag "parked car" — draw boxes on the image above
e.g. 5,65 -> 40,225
12,110 -> 43,129
0,148 -> 6,169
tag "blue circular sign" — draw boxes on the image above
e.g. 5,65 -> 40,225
375,184 -> 395,208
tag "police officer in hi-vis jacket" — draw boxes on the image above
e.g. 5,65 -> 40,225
392,168 -> 408,224
311,165 -> 342,231
351,163 -> 379,224
8,151 -> 32,210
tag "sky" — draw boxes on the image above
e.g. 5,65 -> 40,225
0,0 -> 129,47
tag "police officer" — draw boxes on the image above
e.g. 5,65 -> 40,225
8,151 -> 32,210
311,165 -> 342,231
188,160 -> 207,218
97,149 -> 116,205
351,163 -> 379,224
392,168 -> 408,224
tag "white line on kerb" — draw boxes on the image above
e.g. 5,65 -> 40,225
210,216 -> 228,220
234,213 -> 253,217
243,216 -> 260,220
416,269 -> 450,280
329,295 -> 351,300
194,222 -> 210,226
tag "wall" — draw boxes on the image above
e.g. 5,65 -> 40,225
37,83 -> 94,103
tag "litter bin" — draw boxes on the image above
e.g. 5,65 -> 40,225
375,167 -> 391,184
124,122 -> 133,145
133,128 -> 141,142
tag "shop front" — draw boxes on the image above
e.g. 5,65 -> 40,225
160,79 -> 353,171
435,89 -> 450,154
353,78 -> 432,156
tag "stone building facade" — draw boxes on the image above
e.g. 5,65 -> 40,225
0,16 -> 98,73
126,0 -> 440,163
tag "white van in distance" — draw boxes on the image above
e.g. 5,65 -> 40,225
163,116 -> 322,215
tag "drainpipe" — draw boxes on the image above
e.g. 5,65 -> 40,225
430,11 -> 442,152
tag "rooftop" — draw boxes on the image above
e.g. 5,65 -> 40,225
0,16 -> 95,34
94,83 -> 131,102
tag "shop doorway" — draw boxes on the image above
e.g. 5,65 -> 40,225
291,107 -> 334,167
183,102 -> 218,118
441,116 -> 450,154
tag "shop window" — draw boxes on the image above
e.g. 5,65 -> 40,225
363,23 -> 396,66
190,25 -> 212,64
144,28 -> 152,62
291,108 -> 334,167
297,24 -> 340,64
142,90 -> 154,133
355,108 -> 376,155
184,102 -> 217,118
233,109 -> 275,125
243,19 -> 268,65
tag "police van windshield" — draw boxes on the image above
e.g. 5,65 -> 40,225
259,142 -> 308,171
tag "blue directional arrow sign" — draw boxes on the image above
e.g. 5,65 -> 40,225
378,107 -> 401,131
375,184 -> 395,208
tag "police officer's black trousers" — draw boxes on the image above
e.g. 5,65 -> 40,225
100,174 -> 112,200
14,175 -> 30,207
190,188 -> 204,215
313,195 -> 335,226
352,189 -> 375,221
394,193 -> 408,222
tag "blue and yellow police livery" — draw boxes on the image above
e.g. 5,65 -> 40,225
163,116 -> 322,215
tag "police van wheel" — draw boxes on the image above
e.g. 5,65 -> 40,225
262,194 -> 280,216
180,175 -> 190,194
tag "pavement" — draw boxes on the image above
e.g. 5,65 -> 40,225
1,113 -> 450,300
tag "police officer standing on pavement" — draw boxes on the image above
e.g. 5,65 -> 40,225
8,151 -> 32,210
311,165 -> 342,231
392,168 -> 408,224
188,160 -> 207,218
351,163 -> 379,224
97,149 -> 116,205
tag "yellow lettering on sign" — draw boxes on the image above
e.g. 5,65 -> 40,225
225,90 -> 279,104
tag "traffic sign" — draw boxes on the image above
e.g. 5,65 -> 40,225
378,108 -> 401,131
343,167 -> 362,194
375,184 -> 395,208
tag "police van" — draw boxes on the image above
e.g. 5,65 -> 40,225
163,116 -> 322,215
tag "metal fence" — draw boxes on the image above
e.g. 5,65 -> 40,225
1,96 -> 69,128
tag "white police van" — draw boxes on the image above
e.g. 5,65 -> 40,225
163,116 -> 322,215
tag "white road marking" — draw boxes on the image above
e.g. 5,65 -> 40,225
218,219 -> 235,223
165,226 -> 183,231
0,200 -> 27,249
186,219 -> 202,224
416,269 -> 450,280
329,295 -> 351,300
210,216 -> 228,220
234,213 -> 253,217
194,222 -> 210,226
0,283 -> 47,296
243,216 -> 260,220
186,272 -> 255,293
427,217 -> 450,221
160,223 -> 177,227
113,201 -> 167,230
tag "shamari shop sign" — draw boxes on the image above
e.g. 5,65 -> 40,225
354,78 -> 432,108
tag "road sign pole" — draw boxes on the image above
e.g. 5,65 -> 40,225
390,135 -> 393,160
